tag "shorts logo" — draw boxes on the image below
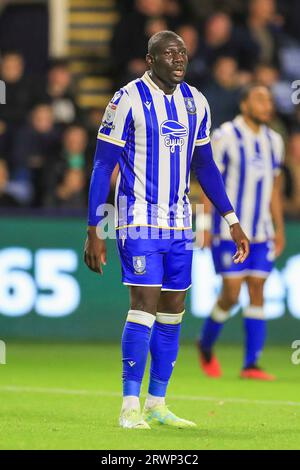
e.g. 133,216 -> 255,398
184,97 -> 196,114
222,252 -> 233,268
160,120 -> 188,153
133,256 -> 146,275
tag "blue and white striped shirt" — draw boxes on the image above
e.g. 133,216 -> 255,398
97,72 -> 211,229
212,115 -> 284,241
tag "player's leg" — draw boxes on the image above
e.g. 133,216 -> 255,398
198,276 -> 244,377
198,239 -> 247,377
241,241 -> 275,381
144,290 -> 196,428
146,290 -> 185,406
120,286 -> 161,429
117,229 -> 164,428
143,229 -> 196,428
241,275 -> 275,380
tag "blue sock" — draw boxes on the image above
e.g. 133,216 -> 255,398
122,310 -> 155,397
200,318 -> 224,352
148,313 -> 183,398
244,314 -> 266,369
200,304 -> 228,353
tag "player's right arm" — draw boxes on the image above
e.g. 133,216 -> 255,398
196,127 -> 227,248
84,89 -> 132,275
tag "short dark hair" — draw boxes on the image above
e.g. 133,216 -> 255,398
148,30 -> 182,55
239,82 -> 271,103
1,50 -> 23,60
48,58 -> 70,71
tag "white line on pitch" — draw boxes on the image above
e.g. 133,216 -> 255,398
0,385 -> 300,408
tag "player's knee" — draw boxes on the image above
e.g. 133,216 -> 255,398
248,280 -> 265,304
130,300 -> 157,316
158,293 -> 186,314
220,290 -> 240,309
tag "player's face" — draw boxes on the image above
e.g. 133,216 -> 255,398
148,38 -> 188,87
242,87 -> 274,125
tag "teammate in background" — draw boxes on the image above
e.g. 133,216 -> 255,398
197,84 -> 285,381
84,31 -> 249,429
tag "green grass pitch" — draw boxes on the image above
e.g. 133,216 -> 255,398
0,342 -> 299,450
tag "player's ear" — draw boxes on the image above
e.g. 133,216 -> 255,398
240,100 -> 247,114
146,53 -> 154,67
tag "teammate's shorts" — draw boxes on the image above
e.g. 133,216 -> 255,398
211,238 -> 275,278
116,227 -> 194,290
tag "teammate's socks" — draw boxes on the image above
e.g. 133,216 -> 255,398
243,306 -> 266,369
200,303 -> 228,354
122,310 -> 155,403
147,311 -> 184,402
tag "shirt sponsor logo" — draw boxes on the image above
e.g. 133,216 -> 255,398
160,120 -> 188,153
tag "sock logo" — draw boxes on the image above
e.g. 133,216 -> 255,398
172,361 -> 176,368
128,361 -> 136,367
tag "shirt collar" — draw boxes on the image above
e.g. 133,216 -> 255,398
234,115 -> 265,138
141,71 -> 179,96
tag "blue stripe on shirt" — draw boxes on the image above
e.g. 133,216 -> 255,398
180,83 -> 197,227
136,80 -> 160,225
233,125 -> 246,220
163,95 -> 177,227
213,150 -> 230,235
169,95 -> 183,227
265,128 -> 278,172
118,121 -> 136,226
252,140 -> 263,238
197,108 -> 208,140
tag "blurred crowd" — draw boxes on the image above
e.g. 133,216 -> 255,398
0,0 -> 300,217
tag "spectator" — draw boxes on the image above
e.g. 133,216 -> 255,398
202,56 -> 240,129
245,0 -> 282,67
284,132 -> 300,217
40,59 -> 80,128
44,125 -> 88,208
83,107 -> 105,173
176,24 -> 204,87
12,103 -> 61,206
254,63 -> 296,121
111,0 -> 170,86
198,13 -> 259,79
0,159 -> 20,207
0,51 -> 36,166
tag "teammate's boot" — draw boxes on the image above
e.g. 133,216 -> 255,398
240,366 -> 276,381
119,408 -> 151,429
143,404 -> 196,428
197,341 -> 222,378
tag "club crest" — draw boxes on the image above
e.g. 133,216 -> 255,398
133,256 -> 146,274
184,97 -> 196,114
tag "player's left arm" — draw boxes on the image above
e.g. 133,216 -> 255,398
270,134 -> 286,257
270,173 -> 285,257
191,142 -> 250,263
192,93 -> 249,263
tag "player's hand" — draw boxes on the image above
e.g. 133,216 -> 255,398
84,226 -> 107,275
230,223 -> 250,264
273,229 -> 285,257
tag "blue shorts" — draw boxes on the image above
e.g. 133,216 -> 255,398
116,227 -> 194,291
212,239 -> 275,278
